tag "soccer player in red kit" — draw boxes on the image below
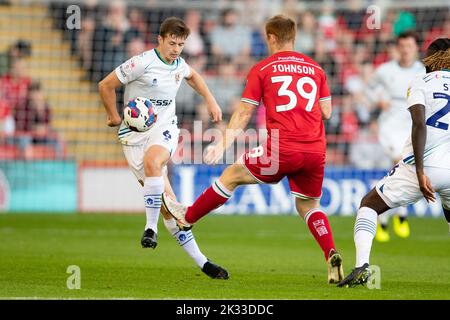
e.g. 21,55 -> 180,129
163,15 -> 344,283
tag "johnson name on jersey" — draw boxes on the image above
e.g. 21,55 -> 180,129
241,51 -> 331,153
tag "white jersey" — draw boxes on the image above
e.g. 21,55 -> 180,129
402,70 -> 450,169
368,60 -> 425,130
115,49 -> 191,145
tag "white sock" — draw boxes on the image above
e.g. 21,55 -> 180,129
397,206 -> 408,218
143,176 -> 164,233
378,209 -> 391,226
354,207 -> 378,267
163,218 -> 208,268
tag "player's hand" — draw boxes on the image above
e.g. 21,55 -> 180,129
206,100 -> 222,123
417,172 -> 436,203
107,115 -> 122,127
204,143 -> 224,165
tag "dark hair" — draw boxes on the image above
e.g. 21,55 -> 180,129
396,30 -> 420,44
423,38 -> 450,72
265,15 -> 296,44
8,40 -> 31,59
220,8 -> 236,25
29,81 -> 42,92
159,17 -> 190,39
426,38 -> 450,57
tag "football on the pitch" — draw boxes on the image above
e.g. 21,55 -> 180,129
123,97 -> 157,132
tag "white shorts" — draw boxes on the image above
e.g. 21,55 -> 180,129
375,161 -> 450,209
122,124 -> 179,182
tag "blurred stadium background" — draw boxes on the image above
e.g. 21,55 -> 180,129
0,0 -> 448,216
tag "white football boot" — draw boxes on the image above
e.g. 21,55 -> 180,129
161,192 -> 192,230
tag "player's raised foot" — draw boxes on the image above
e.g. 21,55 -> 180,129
327,249 -> 344,284
201,261 -> 229,280
375,224 -> 390,242
141,228 -> 157,249
337,263 -> 371,288
393,216 -> 410,238
161,192 -> 192,231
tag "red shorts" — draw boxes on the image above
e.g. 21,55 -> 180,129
239,144 -> 325,199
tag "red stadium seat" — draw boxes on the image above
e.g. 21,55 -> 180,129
25,145 -> 57,160
0,145 -> 20,160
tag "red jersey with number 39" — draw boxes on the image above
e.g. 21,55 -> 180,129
241,51 -> 331,153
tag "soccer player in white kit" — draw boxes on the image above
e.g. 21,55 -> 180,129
366,31 -> 425,242
98,17 -> 229,279
338,38 -> 450,287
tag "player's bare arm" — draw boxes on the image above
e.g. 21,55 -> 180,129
98,71 -> 123,127
319,99 -> 332,120
186,68 -> 222,123
205,102 -> 256,165
409,103 -> 436,202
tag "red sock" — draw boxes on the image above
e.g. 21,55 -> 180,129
305,209 -> 336,260
185,180 -> 231,223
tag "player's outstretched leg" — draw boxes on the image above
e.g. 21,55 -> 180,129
164,163 -> 257,229
162,217 -> 229,279
164,163 -> 258,230
162,178 -> 233,230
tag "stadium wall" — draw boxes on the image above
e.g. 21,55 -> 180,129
0,161 -> 77,213
78,163 -> 142,212
172,165 -> 443,217
74,164 -> 444,217
0,162 -> 443,216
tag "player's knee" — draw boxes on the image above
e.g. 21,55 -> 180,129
360,187 -> 380,206
144,158 -> 164,176
295,198 -> 319,218
359,188 -> 389,214
220,165 -> 246,190
219,171 -> 238,190
360,192 -> 376,209
360,194 -> 370,208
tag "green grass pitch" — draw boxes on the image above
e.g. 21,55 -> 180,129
0,214 -> 449,299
